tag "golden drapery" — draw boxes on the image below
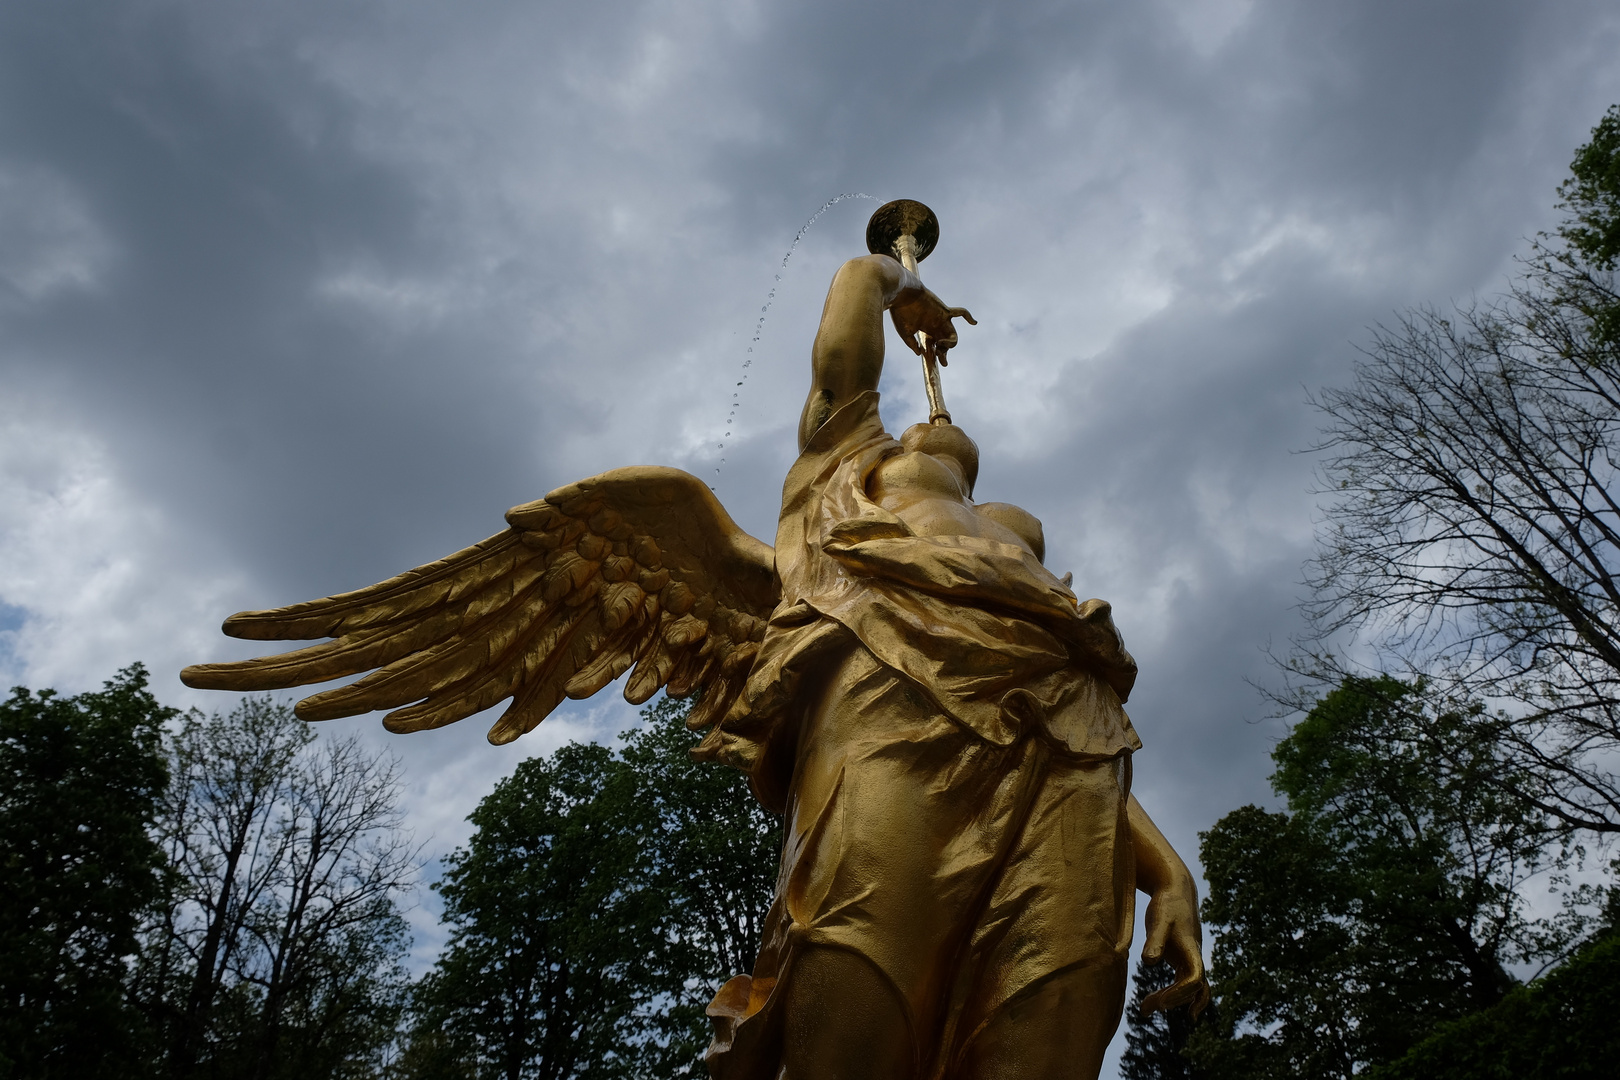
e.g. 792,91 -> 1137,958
696,392 -> 1144,1078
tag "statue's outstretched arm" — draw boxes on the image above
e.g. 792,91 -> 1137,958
1128,794 -> 1212,1016
798,255 -> 973,449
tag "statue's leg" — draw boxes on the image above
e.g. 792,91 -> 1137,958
943,752 -> 1135,1080
755,646 -> 1039,1080
782,946 -> 914,1079
953,961 -> 1126,1080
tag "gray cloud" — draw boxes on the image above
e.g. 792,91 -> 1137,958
2,0 -> 1618,1063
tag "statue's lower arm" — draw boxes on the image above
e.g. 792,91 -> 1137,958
1129,794 -> 1212,1015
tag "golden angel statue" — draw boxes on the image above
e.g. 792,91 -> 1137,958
183,201 -> 1209,1080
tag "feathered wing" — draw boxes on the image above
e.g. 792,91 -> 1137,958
181,467 -> 778,745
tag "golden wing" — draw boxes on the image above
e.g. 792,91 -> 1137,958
180,467 -> 777,744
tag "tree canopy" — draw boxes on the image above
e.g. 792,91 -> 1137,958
1557,104 -> 1620,273
0,666 -> 172,1080
2,664 -> 773,1080
1189,678 -> 1586,1079
405,696 -> 779,1080
1368,927 -> 1620,1080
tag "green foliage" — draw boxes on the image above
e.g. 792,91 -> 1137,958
412,739 -> 660,1080
1367,931 -> 1620,1080
0,665 -> 173,1080
1540,103 -> 1620,353
1557,105 -> 1620,271
1188,805 -> 1362,1079
615,696 -> 779,1072
1119,959 -> 1210,1080
1190,678 -> 1579,1080
406,696 -> 779,1080
0,668 -> 414,1080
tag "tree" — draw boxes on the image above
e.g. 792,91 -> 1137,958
1189,678 -> 1585,1079
1119,959 -> 1209,1080
135,698 -> 415,1080
410,741 -> 662,1080
405,696 -> 780,1080
1556,104 -> 1620,276
0,665 -> 172,1080
1368,927 -> 1620,1080
1302,105 -> 1620,834
615,696 -> 779,1075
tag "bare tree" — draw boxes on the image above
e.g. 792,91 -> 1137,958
135,698 -> 416,1079
1303,157 -> 1620,834
1305,300 -> 1620,830
243,730 -> 415,1080
139,698 -> 306,1077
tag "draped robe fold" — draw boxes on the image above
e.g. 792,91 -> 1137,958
696,392 -> 1143,1078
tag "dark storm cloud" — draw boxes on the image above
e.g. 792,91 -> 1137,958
0,1 -> 599,591
2,0 -> 1618,1023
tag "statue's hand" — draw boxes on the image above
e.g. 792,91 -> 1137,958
1140,878 -> 1212,1017
889,287 -> 975,366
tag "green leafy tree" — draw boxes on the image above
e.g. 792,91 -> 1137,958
1189,678 -> 1585,1079
406,696 -> 780,1080
615,696 -> 779,1074
1119,959 -> 1209,1080
1369,928 -> 1620,1080
1556,104 -> 1620,274
0,665 -> 172,1080
411,740 -> 662,1080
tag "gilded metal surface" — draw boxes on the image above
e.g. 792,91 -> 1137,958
182,212 -> 1209,1079
867,200 -> 952,424
865,198 -> 939,263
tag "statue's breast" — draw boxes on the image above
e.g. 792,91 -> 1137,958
869,449 -> 968,504
867,451 -> 1034,556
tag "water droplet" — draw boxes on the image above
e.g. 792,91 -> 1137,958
711,192 -> 876,484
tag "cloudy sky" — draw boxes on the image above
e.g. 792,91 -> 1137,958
3,0 -> 1618,1063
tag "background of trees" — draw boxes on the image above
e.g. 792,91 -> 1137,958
1128,105 -> 1620,1080
0,667 -> 172,1080
1302,106 -> 1620,836
402,695 -> 779,1080
0,670 -> 776,1080
1,673 -> 417,1080
1366,927 -> 1620,1080
135,700 -> 416,1080
1182,678 -> 1591,1079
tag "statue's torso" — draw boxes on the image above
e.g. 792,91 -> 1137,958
868,449 -> 1035,553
